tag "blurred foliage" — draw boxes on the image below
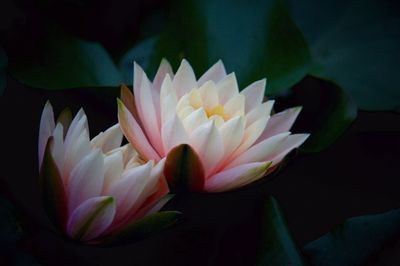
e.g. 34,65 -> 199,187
289,0 -> 400,111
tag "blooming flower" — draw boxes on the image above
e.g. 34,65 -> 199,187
118,59 -> 309,192
38,102 -> 172,243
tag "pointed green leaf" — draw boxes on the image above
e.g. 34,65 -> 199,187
164,144 -> 205,192
98,211 -> 181,246
9,26 -> 122,90
304,207 -> 400,266
39,137 -> 67,232
256,196 -> 307,266
290,0 -> 400,110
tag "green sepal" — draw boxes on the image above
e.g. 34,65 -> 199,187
164,144 -> 205,192
39,137 -> 68,232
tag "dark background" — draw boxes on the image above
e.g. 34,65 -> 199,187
1,0 -> 400,265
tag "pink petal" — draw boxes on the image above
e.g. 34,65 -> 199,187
225,132 -> 290,169
241,78 -> 266,113
67,196 -> 116,241
266,133 -> 310,166
90,124 -> 123,154
117,99 -> 161,161
161,115 -> 189,154
245,100 -> 274,127
68,149 -> 104,214
256,106 -> 302,144
153,58 -> 174,90
102,151 -> 124,193
205,162 -> 271,192
38,101 -> 55,169
197,60 -> 227,86
172,59 -> 197,98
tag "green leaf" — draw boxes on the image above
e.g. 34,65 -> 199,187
164,144 -> 205,192
39,137 -> 67,232
98,211 -> 181,246
275,76 -> 357,152
0,46 -> 7,95
9,26 -> 122,90
289,0 -> 400,110
303,207 -> 400,266
256,196 -> 307,266
147,0 -> 311,94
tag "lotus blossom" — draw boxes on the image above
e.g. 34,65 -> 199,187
118,59 -> 309,192
38,102 -> 174,243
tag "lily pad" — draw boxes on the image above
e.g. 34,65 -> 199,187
303,207 -> 400,266
144,0 -> 310,95
9,26 -> 122,90
289,0 -> 400,111
256,196 -> 307,266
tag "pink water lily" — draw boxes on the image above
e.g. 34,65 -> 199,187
118,59 -> 309,192
38,102 -> 171,242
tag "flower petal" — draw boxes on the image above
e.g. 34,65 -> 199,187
102,150 -> 124,193
217,73 -> 239,104
68,149 -> 104,214
39,101 -> 55,169
198,60 -> 227,86
266,133 -> 310,166
205,162 -> 271,192
245,100 -> 275,127
91,124 -> 123,154
199,81 -> 219,111
241,78 -> 266,113
117,99 -> 161,161
182,107 -> 208,134
161,115 -> 188,154
189,121 -> 224,176
153,58 -> 174,90
256,106 -> 302,144
225,132 -> 290,169
120,84 -> 141,125
224,94 -> 245,118
67,196 -> 116,241
172,59 -> 197,98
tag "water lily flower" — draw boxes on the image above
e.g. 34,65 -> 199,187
118,59 -> 309,192
38,102 -> 177,243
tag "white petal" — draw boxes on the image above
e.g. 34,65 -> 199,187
51,123 -> 65,171
38,101 -> 55,169
102,151 -> 124,193
245,100 -> 274,127
64,109 -> 88,148
62,130 -> 91,180
241,78 -> 266,112
219,116 -> 245,159
217,73 -> 239,104
256,107 -> 302,144
189,121 -> 224,176
205,162 -> 271,192
161,115 -> 188,154
266,134 -> 310,166
198,60 -> 227,86
224,94 -> 245,118
91,124 -> 123,154
198,81 -> 219,111
182,108 -> 208,134
226,132 -> 290,169
67,196 -> 115,241
153,59 -> 174,91
68,149 -> 104,214
172,59 -> 197,98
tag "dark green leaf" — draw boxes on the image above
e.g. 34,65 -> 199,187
98,211 -> 181,246
9,26 -> 122,90
256,196 -> 307,266
39,137 -> 67,232
147,0 -> 311,94
289,0 -> 400,110
304,207 -> 400,266
0,46 -> 7,95
164,144 -> 205,192
275,76 -> 357,152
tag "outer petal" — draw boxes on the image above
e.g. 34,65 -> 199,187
161,115 -> 189,154
256,107 -> 302,144
102,151 -> 124,193
245,100 -> 274,127
219,116 -> 245,159
68,149 -> 104,214
205,162 -> 271,192
51,123 -> 65,171
241,78 -> 266,113
91,124 -> 123,154
217,73 -> 239,104
64,109 -> 88,149
39,101 -> 55,169
117,99 -> 161,161
189,120 -> 224,176
225,132 -> 290,169
67,196 -> 116,241
153,58 -> 174,90
265,133 -> 310,166
197,60 -> 227,86
172,59 -> 197,98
